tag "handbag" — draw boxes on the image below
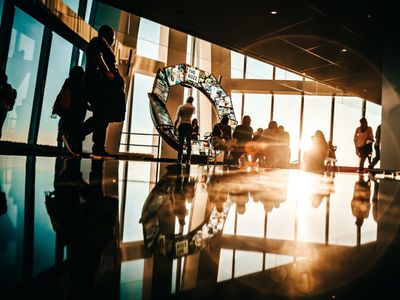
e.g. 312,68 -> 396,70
52,87 -> 72,116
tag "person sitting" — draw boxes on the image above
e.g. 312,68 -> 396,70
231,115 -> 253,165
303,130 -> 329,172
277,125 -> 290,168
211,115 -> 237,162
260,120 -> 279,167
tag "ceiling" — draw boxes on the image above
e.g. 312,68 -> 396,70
100,0 -> 397,104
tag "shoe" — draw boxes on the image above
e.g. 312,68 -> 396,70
90,150 -> 114,160
61,135 -> 80,157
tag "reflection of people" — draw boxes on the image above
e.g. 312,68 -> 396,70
46,158 -> 118,298
351,175 -> 371,245
85,25 -> 123,159
369,124 -> 381,169
0,71 -> 16,139
303,130 -> 328,173
354,118 -> 374,173
174,96 -> 195,164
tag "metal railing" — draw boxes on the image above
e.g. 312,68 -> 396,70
120,132 -> 162,160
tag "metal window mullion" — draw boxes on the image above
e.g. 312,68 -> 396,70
28,27 -> 52,144
0,0 -> 15,72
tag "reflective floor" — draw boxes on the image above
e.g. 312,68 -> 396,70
1,155 -> 400,299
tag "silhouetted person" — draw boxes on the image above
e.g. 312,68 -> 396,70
354,117 -> 373,173
303,130 -> 328,173
85,25 -> 124,159
55,66 -> 89,155
232,115 -> 253,165
191,118 -> 199,140
0,71 -> 16,139
369,124 -> 381,169
277,125 -> 290,168
174,96 -> 195,164
261,120 -> 279,167
211,115 -> 237,163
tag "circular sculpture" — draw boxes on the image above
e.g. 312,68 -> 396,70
148,63 -> 237,151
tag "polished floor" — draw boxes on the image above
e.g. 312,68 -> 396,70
1,155 -> 400,299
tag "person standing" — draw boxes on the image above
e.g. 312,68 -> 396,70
191,118 -> 199,140
354,117 -> 374,173
85,25 -> 124,159
174,96 -> 195,164
369,124 -> 381,169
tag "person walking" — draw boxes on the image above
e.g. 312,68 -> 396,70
369,124 -> 381,169
174,96 -> 195,164
354,117 -> 374,173
85,25 -> 124,159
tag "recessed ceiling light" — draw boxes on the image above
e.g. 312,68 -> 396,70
341,48 -> 347,53
270,10 -> 278,15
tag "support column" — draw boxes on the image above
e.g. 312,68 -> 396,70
160,29 -> 187,159
381,30 -> 400,169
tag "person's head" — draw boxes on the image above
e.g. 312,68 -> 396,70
221,115 -> 229,125
69,66 -> 84,81
360,117 -> 368,129
242,115 -> 251,126
257,127 -> 263,134
98,25 -> 115,46
278,125 -> 284,133
268,120 -> 278,130
186,96 -> 194,104
315,130 -> 326,142
192,118 -> 198,125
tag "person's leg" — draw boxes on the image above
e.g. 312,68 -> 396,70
177,125 -> 185,163
359,154 -> 367,173
184,124 -> 192,163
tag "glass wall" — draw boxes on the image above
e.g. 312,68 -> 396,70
245,57 -> 273,79
302,96 -> 332,158
63,0 -> 79,14
231,51 -> 244,78
365,100 -> 382,168
275,66 -> 303,81
231,93 -> 243,122
243,94 -> 271,130
136,17 -> 164,62
273,95 -> 302,163
3,8 -> 44,142
37,33 -> 74,146
333,96 -> 363,167
127,73 -> 156,154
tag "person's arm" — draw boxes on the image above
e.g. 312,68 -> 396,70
354,128 -> 359,146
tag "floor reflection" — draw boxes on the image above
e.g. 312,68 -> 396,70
1,156 -> 400,299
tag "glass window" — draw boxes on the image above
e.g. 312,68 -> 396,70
126,73 -> 156,154
38,33 -> 73,146
63,0 -> 79,14
243,94 -> 271,130
275,66 -> 303,81
273,95 -> 302,163
245,57 -> 273,80
136,17 -> 163,62
333,96 -> 363,167
231,51 -> 244,78
85,0 -> 94,22
231,93 -> 243,122
0,0 -> 3,27
301,96 -> 332,159
3,8 -> 44,142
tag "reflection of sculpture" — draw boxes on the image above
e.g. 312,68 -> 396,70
140,164 -> 231,258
